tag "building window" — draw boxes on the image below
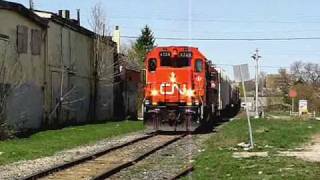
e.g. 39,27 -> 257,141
31,29 -> 41,55
17,25 -> 28,54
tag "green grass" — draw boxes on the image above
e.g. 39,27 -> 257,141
191,118 -> 320,179
267,111 -> 291,117
0,120 -> 144,165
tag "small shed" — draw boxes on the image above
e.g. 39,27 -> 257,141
114,54 -> 142,119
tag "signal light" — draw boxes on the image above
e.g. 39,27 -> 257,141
151,89 -> 159,96
186,89 -> 195,97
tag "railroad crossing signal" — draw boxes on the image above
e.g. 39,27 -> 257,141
289,89 -> 297,98
289,89 -> 297,113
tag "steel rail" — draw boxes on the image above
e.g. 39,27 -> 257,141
22,132 -> 157,180
170,165 -> 194,180
92,134 -> 186,180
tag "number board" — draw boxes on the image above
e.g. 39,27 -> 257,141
179,52 -> 192,58
159,52 -> 171,57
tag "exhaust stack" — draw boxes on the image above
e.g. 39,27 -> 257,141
112,26 -> 121,53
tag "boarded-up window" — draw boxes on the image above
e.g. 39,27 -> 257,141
17,25 -> 28,54
31,29 -> 41,55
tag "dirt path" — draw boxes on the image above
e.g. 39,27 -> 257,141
279,134 -> 320,162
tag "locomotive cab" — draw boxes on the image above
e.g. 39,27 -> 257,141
143,46 -> 207,131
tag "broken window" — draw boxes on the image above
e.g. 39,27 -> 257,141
17,25 -> 28,54
31,29 -> 41,55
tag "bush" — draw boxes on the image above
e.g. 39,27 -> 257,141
265,103 -> 290,112
0,121 -> 14,140
293,84 -> 320,113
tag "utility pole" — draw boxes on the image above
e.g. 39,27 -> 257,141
29,0 -> 34,10
252,49 -> 261,119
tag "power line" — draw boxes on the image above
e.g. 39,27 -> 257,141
215,63 -> 289,69
121,35 -> 320,41
110,16 -> 320,24
113,24 -> 320,35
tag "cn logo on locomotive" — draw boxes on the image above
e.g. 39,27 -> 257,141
160,83 -> 187,95
159,72 -> 194,97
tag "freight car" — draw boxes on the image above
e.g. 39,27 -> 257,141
142,46 -> 240,131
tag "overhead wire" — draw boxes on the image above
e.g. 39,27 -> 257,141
109,16 -> 320,24
121,35 -> 320,41
215,63 -> 289,69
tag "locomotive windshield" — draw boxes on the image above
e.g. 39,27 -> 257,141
159,51 -> 192,68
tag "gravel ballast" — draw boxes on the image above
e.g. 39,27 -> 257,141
108,133 -> 213,180
0,131 -> 149,180
0,129 -> 219,180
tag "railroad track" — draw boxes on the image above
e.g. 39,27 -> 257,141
23,132 -> 186,180
169,165 -> 194,180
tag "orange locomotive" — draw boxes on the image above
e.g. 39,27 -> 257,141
143,46 -> 240,131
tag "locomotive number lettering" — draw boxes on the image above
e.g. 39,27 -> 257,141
179,52 -> 192,58
160,51 -> 171,57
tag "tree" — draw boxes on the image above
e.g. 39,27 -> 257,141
289,61 -> 320,112
278,68 -> 291,92
89,2 -> 113,81
291,61 -> 320,86
277,68 -> 292,104
89,2 -> 117,121
259,71 -> 267,96
133,25 -> 155,64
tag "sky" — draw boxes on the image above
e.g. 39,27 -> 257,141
12,0 -> 320,79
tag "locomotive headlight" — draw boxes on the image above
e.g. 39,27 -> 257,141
151,89 -> 159,96
186,89 -> 195,97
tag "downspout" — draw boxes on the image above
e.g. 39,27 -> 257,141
43,26 -> 49,127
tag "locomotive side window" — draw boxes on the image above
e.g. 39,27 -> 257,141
195,59 -> 203,72
148,58 -> 157,72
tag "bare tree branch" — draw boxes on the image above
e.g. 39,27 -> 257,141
291,61 -> 320,86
